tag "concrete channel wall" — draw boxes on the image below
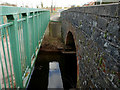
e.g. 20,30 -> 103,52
60,3 -> 120,88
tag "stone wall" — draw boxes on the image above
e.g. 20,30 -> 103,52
49,21 -> 61,38
60,3 -> 120,88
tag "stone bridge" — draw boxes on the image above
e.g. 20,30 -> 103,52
60,3 -> 120,88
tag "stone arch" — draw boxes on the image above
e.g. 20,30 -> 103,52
65,31 -> 76,51
61,28 -> 80,88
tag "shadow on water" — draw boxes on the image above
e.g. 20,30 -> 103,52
27,49 -> 77,89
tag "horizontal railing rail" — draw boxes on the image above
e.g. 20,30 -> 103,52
0,6 -> 50,88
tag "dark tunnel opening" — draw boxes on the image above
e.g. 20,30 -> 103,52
60,31 -> 77,89
65,31 -> 76,51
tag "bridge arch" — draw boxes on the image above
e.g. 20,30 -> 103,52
62,30 -> 79,88
65,31 -> 76,51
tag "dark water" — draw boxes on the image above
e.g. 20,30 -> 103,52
27,49 -> 77,89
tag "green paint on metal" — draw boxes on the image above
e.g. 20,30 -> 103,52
0,6 -> 50,88
0,6 -> 49,16
0,22 -> 13,29
7,14 -> 23,88
4,29 -> 14,88
1,17 -> 11,88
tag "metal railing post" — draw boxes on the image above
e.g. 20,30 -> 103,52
32,12 -> 35,57
7,15 -> 23,88
22,13 -> 31,68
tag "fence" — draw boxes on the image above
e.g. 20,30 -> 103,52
0,6 -> 50,88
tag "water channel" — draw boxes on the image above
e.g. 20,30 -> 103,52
27,49 -> 77,89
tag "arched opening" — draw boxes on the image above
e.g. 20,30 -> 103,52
60,31 -> 77,89
65,31 -> 76,51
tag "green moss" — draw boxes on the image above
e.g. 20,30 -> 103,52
104,32 -> 107,39
112,71 -> 115,74
79,21 -> 82,25
99,57 -> 103,66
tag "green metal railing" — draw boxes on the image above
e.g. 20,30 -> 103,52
0,6 -> 50,88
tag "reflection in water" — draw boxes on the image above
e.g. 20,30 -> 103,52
48,62 -> 63,88
28,50 -> 77,89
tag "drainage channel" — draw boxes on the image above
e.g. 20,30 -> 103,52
48,61 -> 63,88
27,49 -> 77,89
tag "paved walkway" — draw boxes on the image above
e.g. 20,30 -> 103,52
50,13 -> 60,21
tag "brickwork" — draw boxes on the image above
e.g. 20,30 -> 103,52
60,3 -> 120,88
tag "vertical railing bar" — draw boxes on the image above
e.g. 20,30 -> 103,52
34,12 -> 36,50
19,14 -> 24,68
19,14 -> 22,69
17,22 -> 20,57
41,12 -> 43,39
31,13 -> 34,57
43,12 -> 44,37
40,11 -> 41,43
0,52 -> 7,88
18,22 -> 22,72
26,13 -> 31,67
36,12 -> 38,50
43,12 -> 45,35
19,14 -> 23,67
20,17 -> 24,74
4,28 -> 14,88
43,12 -> 45,34
1,15 -> 11,88
44,12 -> 45,35
32,12 -> 35,56
7,15 -> 23,88
35,12 -> 37,49
1,27 -> 11,88
39,12 -> 41,42
37,12 -> 39,47
38,12 -> 40,45
29,14 -> 32,58
40,11 -> 42,40
35,12 -> 38,48
22,13 -> 31,68
40,12 -> 41,41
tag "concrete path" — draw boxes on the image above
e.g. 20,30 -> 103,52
50,13 -> 60,21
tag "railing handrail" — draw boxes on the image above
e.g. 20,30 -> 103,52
0,6 -> 49,16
